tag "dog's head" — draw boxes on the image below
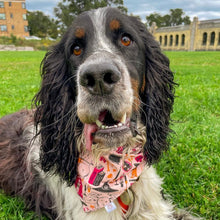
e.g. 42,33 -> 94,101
34,7 -> 175,185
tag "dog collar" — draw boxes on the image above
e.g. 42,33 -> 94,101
75,145 -> 146,213
117,188 -> 134,214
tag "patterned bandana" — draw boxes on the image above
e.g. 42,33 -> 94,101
75,145 -> 146,213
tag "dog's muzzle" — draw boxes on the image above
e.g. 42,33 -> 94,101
77,53 -> 134,150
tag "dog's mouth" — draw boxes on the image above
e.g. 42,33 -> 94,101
84,110 -> 130,150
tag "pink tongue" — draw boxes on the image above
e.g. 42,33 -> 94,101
84,110 -> 107,151
84,123 -> 98,151
99,110 -> 107,122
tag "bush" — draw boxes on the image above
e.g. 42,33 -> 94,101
0,35 -> 59,50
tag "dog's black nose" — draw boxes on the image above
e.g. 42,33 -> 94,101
79,62 -> 121,95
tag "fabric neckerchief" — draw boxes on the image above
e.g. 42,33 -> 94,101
75,145 -> 146,213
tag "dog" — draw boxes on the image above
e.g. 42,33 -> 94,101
0,7 -> 199,220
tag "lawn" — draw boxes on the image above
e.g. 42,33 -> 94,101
0,51 -> 219,219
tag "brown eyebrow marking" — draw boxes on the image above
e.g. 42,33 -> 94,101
109,19 -> 120,31
75,28 -> 85,38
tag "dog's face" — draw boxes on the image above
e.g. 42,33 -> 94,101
35,7 -> 174,184
67,8 -> 146,149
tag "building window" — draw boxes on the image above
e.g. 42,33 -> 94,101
210,32 -> 215,45
181,34 -> 185,46
24,26 -> 29,32
10,13 -> 13,18
22,2 -> 26,9
0,25 -> 7,32
0,1 -> 4,8
164,35 -> 167,46
159,36 -> 162,45
0,13 -> 6,20
12,25 -> 14,30
170,35 -> 173,46
9,2 -> 12,7
175,35 -> 179,46
202,32 -> 207,45
23,14 -> 27,20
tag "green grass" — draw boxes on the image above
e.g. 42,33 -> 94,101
0,51 -> 219,219
157,51 -> 220,219
0,51 -> 43,117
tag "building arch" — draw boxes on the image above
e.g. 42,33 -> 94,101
218,32 -> 220,45
159,36 -> 162,45
164,35 -> 167,46
202,32 -> 207,45
170,35 -> 173,46
175,35 -> 179,46
210,31 -> 215,45
181,34 -> 185,46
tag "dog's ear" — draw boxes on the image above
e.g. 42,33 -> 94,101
34,34 -> 82,186
132,18 -> 175,164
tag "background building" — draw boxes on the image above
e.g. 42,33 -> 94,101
0,0 -> 29,38
150,18 -> 220,51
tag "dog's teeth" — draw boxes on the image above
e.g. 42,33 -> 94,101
121,113 -> 126,124
96,120 -> 102,127
99,123 -> 124,130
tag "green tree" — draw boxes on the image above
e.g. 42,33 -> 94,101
145,13 -> 163,27
54,0 -> 127,33
146,8 -> 191,28
169,8 -> 190,26
27,11 -> 59,38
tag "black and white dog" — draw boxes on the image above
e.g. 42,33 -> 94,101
0,7 -> 198,220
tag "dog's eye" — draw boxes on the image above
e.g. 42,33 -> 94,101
121,35 -> 132,46
73,45 -> 82,56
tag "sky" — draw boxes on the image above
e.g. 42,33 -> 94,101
26,0 -> 220,22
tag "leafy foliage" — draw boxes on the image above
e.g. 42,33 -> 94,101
146,8 -> 191,27
27,11 -> 59,39
54,0 -> 127,33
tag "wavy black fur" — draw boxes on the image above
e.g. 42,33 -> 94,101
34,35 -> 83,185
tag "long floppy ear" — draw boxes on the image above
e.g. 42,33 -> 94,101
134,19 -> 175,164
34,33 -> 82,186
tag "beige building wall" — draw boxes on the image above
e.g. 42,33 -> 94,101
196,20 -> 220,51
0,0 -> 29,38
151,18 -> 220,51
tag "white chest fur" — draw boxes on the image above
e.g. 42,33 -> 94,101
43,166 -> 174,220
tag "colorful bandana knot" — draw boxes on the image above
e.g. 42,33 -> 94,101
75,145 -> 146,212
